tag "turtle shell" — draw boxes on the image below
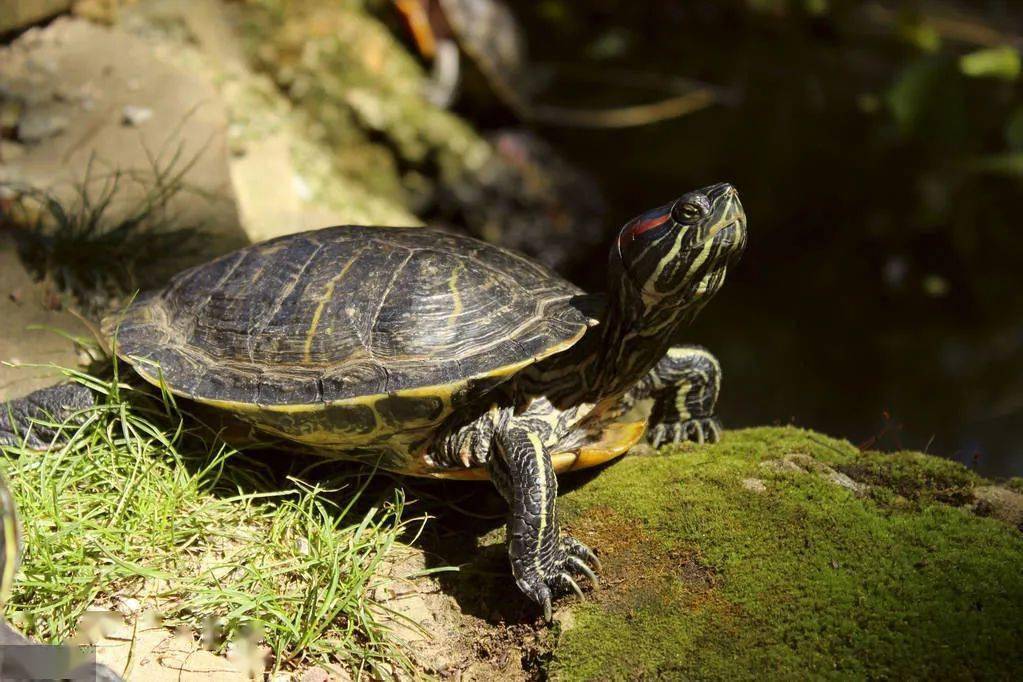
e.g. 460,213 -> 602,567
106,226 -> 590,452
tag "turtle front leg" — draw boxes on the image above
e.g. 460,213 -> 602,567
633,345 -> 723,447
488,416 -> 600,620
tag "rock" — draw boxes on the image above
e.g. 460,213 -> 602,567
15,104 -> 68,142
741,477 -> 767,493
761,452 -> 869,495
553,427 -> 1023,679
0,0 -> 72,35
117,0 -> 417,239
120,104 -> 152,126
298,667 -> 330,682
1,140 -> 27,161
0,17 -> 246,262
973,485 -> 1023,529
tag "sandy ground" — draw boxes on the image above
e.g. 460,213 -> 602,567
0,235 -> 88,401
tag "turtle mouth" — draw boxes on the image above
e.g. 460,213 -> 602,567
701,219 -> 742,246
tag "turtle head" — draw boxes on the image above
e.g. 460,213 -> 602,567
614,182 -> 746,309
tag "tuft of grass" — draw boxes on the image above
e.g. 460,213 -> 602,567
1,148 -> 206,310
0,365 -> 424,677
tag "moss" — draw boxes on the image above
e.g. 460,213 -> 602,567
241,0 -> 492,206
1007,477 -> 1023,494
552,427 -> 1023,680
835,451 -> 982,507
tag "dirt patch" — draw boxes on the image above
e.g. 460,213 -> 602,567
67,535 -> 555,682
567,505 -> 717,609
373,543 -> 554,681
88,621 -> 252,681
0,234 -> 89,401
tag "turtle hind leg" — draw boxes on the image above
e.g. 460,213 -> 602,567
0,383 -> 96,450
635,345 -> 723,447
488,415 -> 600,621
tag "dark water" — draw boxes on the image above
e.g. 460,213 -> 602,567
500,2 -> 1023,477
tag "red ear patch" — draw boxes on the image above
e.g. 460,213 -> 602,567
630,213 -> 670,236
619,212 -> 670,247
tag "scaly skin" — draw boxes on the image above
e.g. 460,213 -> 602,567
633,345 -> 724,447
0,383 -> 96,450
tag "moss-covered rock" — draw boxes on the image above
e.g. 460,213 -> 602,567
240,0 -> 491,208
552,427 -> 1023,680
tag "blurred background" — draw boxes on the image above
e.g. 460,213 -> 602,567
1,0 -> 1021,476
501,1 -> 1023,477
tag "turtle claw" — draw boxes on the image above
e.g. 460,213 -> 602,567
515,536 -> 601,620
567,555 -> 599,588
648,417 -> 722,448
518,577 -> 554,621
561,573 -> 584,600
564,536 -> 601,572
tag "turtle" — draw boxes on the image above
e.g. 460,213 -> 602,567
0,182 -> 746,618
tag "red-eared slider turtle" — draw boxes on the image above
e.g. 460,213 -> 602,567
1,184 -> 746,618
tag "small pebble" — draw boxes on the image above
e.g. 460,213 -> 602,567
299,667 -> 331,682
26,55 -> 58,75
16,109 -> 68,142
122,105 -> 153,126
741,478 -> 767,494
292,174 -> 313,201
114,596 -> 141,616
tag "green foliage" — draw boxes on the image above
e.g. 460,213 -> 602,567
551,428 -> 1023,680
886,55 -> 967,140
897,18 -> 941,53
959,46 -> 1021,81
0,366 -> 421,676
1005,107 -> 1023,151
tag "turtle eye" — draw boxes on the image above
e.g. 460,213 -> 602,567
672,201 -> 705,224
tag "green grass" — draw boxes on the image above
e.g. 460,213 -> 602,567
551,427 -> 1023,680
0,366 -> 425,677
